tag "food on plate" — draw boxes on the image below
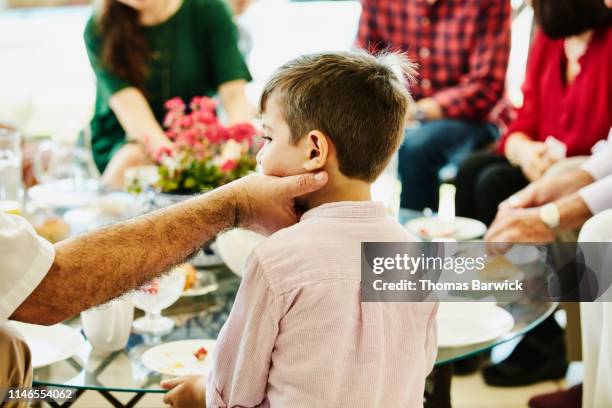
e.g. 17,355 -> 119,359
175,263 -> 198,290
193,346 -> 208,361
418,225 -> 455,239
34,217 -> 70,243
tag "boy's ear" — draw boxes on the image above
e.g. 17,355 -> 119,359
302,130 -> 329,172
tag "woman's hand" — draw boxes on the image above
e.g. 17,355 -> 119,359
499,168 -> 595,211
506,135 -> 556,181
161,375 -> 206,407
485,208 -> 556,243
101,143 -> 152,189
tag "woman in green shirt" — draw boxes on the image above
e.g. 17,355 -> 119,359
84,0 -> 254,187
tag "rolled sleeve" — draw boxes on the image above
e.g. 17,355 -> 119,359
579,175 -> 612,215
433,0 -> 511,121
0,214 -> 54,321
206,253 -> 284,408
581,131 -> 612,180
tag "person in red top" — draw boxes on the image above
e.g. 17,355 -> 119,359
357,0 -> 511,211
455,0 -> 611,226
454,0 -> 611,393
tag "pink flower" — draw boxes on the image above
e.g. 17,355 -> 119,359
154,146 -> 173,162
220,159 -> 237,173
165,129 -> 178,140
164,97 -> 186,112
192,111 -> 216,125
205,126 -> 229,144
181,115 -> 193,128
177,128 -> 199,147
227,123 -> 257,143
190,96 -> 217,114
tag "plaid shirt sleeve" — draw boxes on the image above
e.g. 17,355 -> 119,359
356,0 -> 388,53
432,0 -> 511,121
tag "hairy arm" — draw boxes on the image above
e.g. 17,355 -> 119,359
10,172 -> 328,325
11,184 -> 236,325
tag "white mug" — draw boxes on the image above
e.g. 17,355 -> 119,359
81,296 -> 134,354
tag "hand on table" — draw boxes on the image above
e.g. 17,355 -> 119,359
229,171 -> 328,235
161,375 -> 206,407
499,169 -> 594,211
485,208 -> 555,243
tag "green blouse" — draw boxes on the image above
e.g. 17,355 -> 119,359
84,0 -> 252,172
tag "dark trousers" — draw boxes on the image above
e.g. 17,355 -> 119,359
398,119 -> 498,211
454,151 -> 529,225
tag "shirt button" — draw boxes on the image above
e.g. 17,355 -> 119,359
419,47 -> 431,59
421,17 -> 430,26
422,79 -> 432,89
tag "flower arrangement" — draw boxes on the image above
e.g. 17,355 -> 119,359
143,96 -> 258,194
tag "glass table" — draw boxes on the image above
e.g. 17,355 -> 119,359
32,263 -> 556,407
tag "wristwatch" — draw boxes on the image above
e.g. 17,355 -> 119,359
539,203 -> 560,229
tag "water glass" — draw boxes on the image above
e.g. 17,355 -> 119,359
0,125 -> 23,214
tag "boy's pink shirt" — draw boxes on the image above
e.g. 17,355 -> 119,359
206,201 -> 438,408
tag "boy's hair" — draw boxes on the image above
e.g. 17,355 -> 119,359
260,50 -> 416,182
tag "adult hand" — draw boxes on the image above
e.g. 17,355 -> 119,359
230,171 -> 328,235
485,208 -> 556,243
517,140 -> 556,182
161,375 -> 205,408
228,0 -> 252,15
499,169 -> 594,211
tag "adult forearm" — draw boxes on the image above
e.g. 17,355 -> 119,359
558,193 -> 593,231
12,184 -> 237,325
110,87 -> 170,149
218,79 -> 256,124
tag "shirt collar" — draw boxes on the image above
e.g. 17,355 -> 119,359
300,201 -> 389,222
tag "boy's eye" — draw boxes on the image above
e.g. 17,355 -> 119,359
262,136 -> 272,142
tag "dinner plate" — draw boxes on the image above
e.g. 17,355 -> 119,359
28,179 -> 100,209
436,303 -> 514,348
405,216 -> 487,241
9,321 -> 85,368
141,339 -> 216,376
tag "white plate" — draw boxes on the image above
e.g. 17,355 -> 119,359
405,216 -> 487,241
9,321 -> 85,368
28,179 -> 100,209
141,339 -> 216,376
436,303 -> 514,348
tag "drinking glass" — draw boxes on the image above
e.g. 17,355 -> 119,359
132,270 -> 186,335
0,125 -> 23,215
30,141 -> 100,210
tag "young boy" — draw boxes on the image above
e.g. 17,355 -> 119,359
163,50 -> 438,408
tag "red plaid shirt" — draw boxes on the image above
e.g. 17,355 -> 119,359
357,0 -> 511,124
